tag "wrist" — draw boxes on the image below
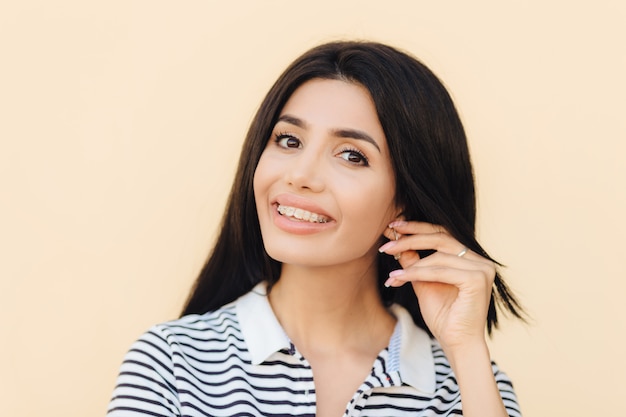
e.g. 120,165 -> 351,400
443,338 -> 491,373
443,340 -> 509,417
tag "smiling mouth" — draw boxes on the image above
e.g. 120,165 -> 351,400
277,204 -> 329,223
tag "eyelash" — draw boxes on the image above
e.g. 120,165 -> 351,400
274,132 -> 301,149
273,132 -> 370,166
337,146 -> 369,166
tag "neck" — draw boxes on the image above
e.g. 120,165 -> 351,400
268,259 -> 395,356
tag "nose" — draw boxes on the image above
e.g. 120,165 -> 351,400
284,148 -> 325,193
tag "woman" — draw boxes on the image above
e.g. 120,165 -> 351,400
108,41 -> 524,416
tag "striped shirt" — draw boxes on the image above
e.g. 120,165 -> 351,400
108,283 -> 521,416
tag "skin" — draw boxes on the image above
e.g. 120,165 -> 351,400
254,79 -> 399,270
253,78 -> 508,417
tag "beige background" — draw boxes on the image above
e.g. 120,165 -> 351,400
1,1 -> 624,416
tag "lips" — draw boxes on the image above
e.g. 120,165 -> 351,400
270,194 -> 335,234
277,204 -> 329,223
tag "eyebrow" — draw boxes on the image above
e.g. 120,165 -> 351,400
277,114 -> 381,152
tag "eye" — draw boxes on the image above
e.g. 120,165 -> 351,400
337,147 -> 369,166
274,133 -> 302,149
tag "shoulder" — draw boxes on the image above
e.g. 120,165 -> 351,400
132,300 -> 242,357
107,301 -> 246,415
116,299 -> 243,378
159,301 -> 239,336
123,282 -> 278,367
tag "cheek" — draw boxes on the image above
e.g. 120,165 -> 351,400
342,179 -> 397,235
253,155 -> 271,200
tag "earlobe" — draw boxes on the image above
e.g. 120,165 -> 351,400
383,210 -> 405,261
392,209 -> 405,224
389,226 -> 402,261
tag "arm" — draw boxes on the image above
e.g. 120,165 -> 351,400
447,341 -> 509,417
380,221 -> 516,417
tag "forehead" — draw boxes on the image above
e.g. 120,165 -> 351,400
279,79 -> 386,143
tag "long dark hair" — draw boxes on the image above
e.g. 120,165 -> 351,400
182,41 -> 524,333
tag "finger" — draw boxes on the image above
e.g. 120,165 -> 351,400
388,220 -> 447,235
412,251 -> 495,274
384,221 -> 467,256
379,233 -> 484,263
383,220 -> 446,244
384,265 -> 486,288
385,268 -> 494,295
384,252 -> 495,288
382,225 -> 402,242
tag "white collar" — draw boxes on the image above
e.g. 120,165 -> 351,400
388,303 -> 436,393
236,282 -> 436,394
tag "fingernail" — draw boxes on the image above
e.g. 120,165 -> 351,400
388,220 -> 407,228
389,269 -> 405,278
378,240 -> 397,253
385,270 -> 405,287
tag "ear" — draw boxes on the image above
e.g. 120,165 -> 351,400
391,206 -> 405,223
382,207 -> 405,241
381,205 -> 405,243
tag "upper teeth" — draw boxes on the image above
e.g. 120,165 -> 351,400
277,204 -> 329,223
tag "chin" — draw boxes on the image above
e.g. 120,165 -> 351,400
265,243 -> 374,271
265,247 -> 327,267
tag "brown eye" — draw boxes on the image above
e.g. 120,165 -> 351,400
338,149 -> 369,166
275,134 -> 302,149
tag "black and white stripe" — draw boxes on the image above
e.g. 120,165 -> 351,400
108,289 -> 522,416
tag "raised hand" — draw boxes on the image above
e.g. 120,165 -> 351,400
379,220 -> 496,353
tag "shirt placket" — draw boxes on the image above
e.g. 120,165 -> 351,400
287,342 -> 317,415
343,349 -> 403,416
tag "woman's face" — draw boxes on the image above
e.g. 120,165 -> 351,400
253,78 -> 399,270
